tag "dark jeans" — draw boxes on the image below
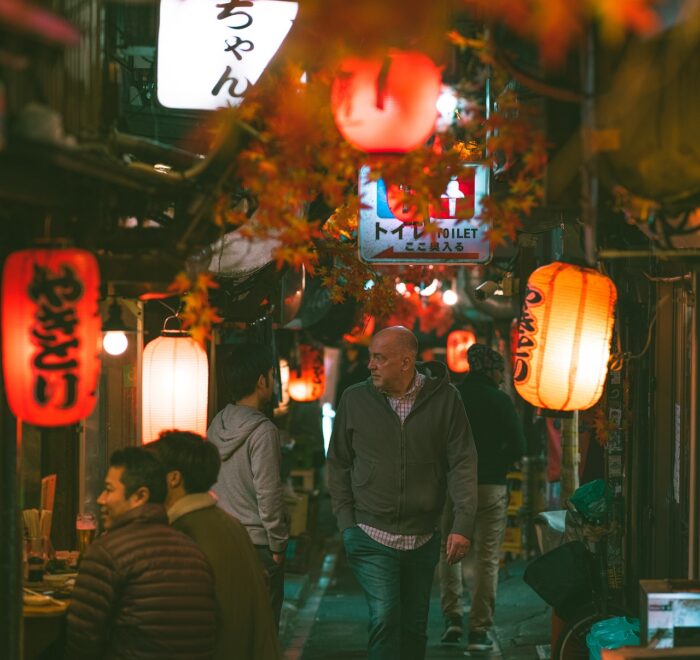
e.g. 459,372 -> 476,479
255,546 -> 285,630
343,526 -> 440,660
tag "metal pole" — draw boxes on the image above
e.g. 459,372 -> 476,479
560,411 -> 580,503
689,272 -> 698,578
0,359 -> 22,660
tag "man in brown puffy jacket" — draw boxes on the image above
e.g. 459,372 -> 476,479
66,446 -> 217,660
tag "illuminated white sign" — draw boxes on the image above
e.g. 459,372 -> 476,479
157,0 -> 298,110
358,165 -> 491,264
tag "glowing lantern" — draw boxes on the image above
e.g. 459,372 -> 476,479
331,50 -> 441,153
141,325 -> 209,443
513,262 -> 617,411
289,344 -> 325,402
447,329 -> 476,373
1,248 -> 101,426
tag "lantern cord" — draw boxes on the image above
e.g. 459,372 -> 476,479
643,272 -> 692,284
609,294 -> 670,370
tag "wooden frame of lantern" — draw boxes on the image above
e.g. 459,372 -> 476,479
1,248 -> 101,426
288,343 -> 325,402
331,50 -> 442,153
513,262 -> 617,411
447,329 -> 476,373
141,317 -> 209,443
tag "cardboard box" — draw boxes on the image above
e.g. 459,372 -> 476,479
285,492 -> 309,537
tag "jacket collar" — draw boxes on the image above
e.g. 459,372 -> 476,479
108,502 -> 168,533
167,493 -> 217,524
465,371 -> 500,389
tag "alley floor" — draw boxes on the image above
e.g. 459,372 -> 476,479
282,538 -> 552,659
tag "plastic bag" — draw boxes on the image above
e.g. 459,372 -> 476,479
570,479 -> 613,524
523,541 -> 596,620
586,616 -> 640,660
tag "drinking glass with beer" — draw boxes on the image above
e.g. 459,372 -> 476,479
76,513 -> 97,554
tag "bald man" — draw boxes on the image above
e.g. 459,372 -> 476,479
328,326 -> 477,660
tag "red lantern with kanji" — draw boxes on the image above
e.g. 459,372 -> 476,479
2,248 -> 101,426
331,50 -> 442,153
513,262 -> 617,411
447,329 -> 476,373
289,344 -> 325,402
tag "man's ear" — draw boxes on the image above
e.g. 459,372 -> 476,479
130,486 -> 150,506
167,470 -> 183,489
257,373 -> 268,390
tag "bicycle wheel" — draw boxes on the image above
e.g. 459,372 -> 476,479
553,603 -> 627,660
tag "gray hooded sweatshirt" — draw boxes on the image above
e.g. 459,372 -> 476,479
208,404 -> 289,553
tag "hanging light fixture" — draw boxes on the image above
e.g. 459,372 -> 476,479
1,247 -> 101,426
331,49 -> 442,153
141,316 -> 209,443
513,262 -> 617,411
446,329 -> 476,373
102,300 -> 129,357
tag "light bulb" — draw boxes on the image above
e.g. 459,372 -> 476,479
103,331 -> 128,356
443,289 -> 458,306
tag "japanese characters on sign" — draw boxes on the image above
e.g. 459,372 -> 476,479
1,249 -> 101,427
358,164 -> 491,264
157,0 -> 298,110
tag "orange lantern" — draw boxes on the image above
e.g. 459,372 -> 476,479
447,329 -> 476,373
141,326 -> 209,443
289,343 -> 325,402
331,50 -> 442,153
1,248 -> 101,426
513,262 -> 617,411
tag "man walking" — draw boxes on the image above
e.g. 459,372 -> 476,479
439,343 -> 526,652
66,447 -> 216,659
150,430 -> 281,660
328,326 -> 478,660
208,343 -> 289,628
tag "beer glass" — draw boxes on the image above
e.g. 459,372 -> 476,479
76,513 -> 97,554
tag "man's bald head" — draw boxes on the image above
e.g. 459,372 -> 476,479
373,326 -> 418,359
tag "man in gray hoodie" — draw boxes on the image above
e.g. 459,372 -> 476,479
207,343 -> 289,628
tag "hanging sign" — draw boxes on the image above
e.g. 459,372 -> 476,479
1,248 -> 101,426
358,164 -> 491,264
157,0 -> 298,110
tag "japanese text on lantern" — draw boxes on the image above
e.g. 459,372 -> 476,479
29,263 -> 84,409
212,1 -> 254,100
512,284 -> 543,386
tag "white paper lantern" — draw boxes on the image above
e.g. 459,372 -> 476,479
142,330 -> 209,443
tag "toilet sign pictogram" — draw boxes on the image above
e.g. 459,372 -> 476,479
358,164 -> 491,264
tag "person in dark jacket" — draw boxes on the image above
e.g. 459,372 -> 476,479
328,326 -> 478,660
207,343 -> 289,628
66,447 -> 217,660
439,343 -> 526,652
149,430 -> 281,660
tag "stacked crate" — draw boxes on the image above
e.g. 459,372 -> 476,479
501,470 -> 526,558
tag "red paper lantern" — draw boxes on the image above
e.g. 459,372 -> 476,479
447,329 -> 476,373
513,262 -> 617,411
289,344 -> 325,402
2,248 -> 101,426
331,50 -> 442,153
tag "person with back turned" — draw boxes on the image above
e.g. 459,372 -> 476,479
150,429 -> 281,660
207,343 -> 289,628
439,344 -> 526,652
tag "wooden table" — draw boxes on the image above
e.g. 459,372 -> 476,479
23,599 -> 68,659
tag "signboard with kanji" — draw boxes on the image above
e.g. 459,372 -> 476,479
157,0 -> 298,111
358,164 -> 491,264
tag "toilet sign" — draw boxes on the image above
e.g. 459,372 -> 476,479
157,0 -> 298,110
358,164 -> 491,264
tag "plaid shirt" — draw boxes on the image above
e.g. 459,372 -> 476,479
359,372 -> 435,551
